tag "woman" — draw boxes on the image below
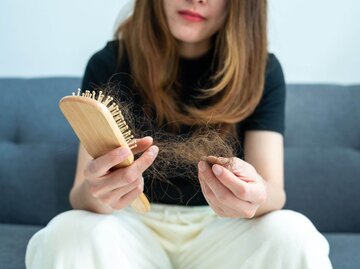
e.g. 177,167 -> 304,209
26,0 -> 332,268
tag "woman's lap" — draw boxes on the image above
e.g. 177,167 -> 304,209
25,206 -> 332,269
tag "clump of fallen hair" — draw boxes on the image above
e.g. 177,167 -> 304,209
150,128 -> 238,185
97,82 -> 240,185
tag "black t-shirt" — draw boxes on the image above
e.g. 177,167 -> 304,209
81,40 -> 286,206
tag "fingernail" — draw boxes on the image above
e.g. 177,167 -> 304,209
198,161 -> 206,172
148,146 -> 159,157
212,164 -> 222,176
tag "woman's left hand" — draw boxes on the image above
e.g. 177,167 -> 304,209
198,157 -> 267,218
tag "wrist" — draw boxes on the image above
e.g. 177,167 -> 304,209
253,180 -> 286,218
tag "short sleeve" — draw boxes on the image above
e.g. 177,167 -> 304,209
81,41 -> 119,91
242,53 -> 286,135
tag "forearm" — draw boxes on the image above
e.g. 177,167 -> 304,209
69,181 -> 114,215
254,181 -> 286,217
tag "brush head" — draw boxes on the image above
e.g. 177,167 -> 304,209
59,89 -> 137,167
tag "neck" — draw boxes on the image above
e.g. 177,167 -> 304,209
178,39 -> 211,59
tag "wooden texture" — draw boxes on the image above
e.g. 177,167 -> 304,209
59,95 -> 150,213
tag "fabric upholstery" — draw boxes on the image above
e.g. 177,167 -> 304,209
0,78 -> 359,268
0,78 -> 79,225
283,84 -> 360,232
325,234 -> 360,269
0,224 -> 41,269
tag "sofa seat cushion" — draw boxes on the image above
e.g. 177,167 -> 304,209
325,233 -> 360,269
0,223 -> 42,269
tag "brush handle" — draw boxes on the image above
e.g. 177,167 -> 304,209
59,95 -> 151,213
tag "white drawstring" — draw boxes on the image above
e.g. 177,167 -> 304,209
176,211 -> 193,225
162,207 -> 169,222
159,206 -> 193,224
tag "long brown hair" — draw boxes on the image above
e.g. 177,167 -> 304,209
115,0 -> 268,135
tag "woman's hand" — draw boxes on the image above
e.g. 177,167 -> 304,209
198,156 -> 267,218
83,137 -> 158,210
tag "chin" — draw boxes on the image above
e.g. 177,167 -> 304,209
176,36 -> 204,44
172,29 -> 207,44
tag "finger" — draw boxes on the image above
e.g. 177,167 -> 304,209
199,178 -> 227,216
198,161 -> 233,202
212,164 -> 258,202
201,177 -> 258,218
199,161 -> 258,214
233,158 -> 257,176
89,146 -> 157,196
232,169 -> 254,183
112,183 -> 144,210
107,177 -> 143,207
131,136 -> 153,155
215,164 -> 266,205
125,145 -> 159,179
200,178 -> 245,218
94,175 -> 142,201
85,146 -> 131,178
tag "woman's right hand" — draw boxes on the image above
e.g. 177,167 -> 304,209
83,136 -> 158,210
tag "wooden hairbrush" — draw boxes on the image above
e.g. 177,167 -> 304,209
59,88 -> 151,213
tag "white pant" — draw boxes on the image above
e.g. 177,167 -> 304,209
26,205 -> 332,269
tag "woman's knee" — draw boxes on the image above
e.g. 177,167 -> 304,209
26,210 -> 164,269
253,210 -> 329,253
30,210 -> 122,250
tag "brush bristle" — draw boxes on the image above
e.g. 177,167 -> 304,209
75,88 -> 137,150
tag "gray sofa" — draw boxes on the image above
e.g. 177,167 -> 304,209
0,77 -> 359,269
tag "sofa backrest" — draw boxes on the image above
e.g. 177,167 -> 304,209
0,78 -> 359,232
283,84 -> 360,232
0,78 -> 79,226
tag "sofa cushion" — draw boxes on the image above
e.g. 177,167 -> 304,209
284,147 -> 360,232
284,84 -> 360,148
0,223 -> 42,269
284,84 -> 360,233
325,233 -> 360,269
0,78 -> 80,225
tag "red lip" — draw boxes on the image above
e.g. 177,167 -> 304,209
178,10 -> 206,22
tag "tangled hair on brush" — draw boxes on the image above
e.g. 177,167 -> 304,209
97,82 -> 240,185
